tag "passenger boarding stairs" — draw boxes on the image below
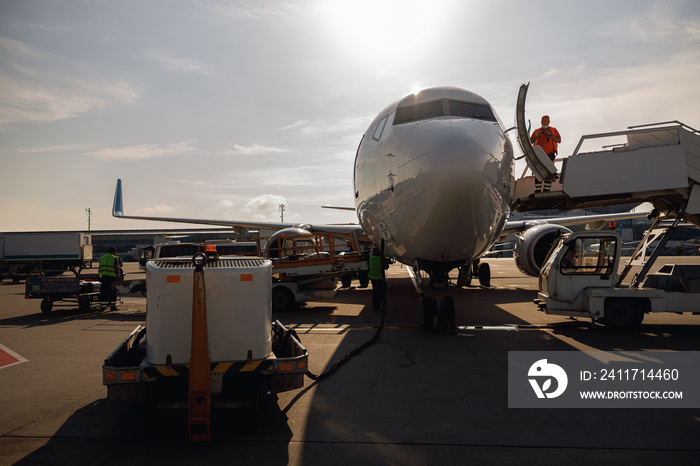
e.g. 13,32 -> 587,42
512,120 -> 700,229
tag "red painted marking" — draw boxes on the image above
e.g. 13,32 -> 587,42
0,345 -> 27,369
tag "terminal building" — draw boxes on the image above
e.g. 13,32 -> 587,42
87,228 -> 253,260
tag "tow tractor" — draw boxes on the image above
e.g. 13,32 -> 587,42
102,253 -> 308,440
535,215 -> 700,330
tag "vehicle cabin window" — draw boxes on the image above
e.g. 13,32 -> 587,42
395,100 -> 444,125
216,244 -> 257,256
283,239 -> 315,258
159,244 -> 200,258
372,115 -> 389,141
561,237 -> 617,275
448,100 -> 496,122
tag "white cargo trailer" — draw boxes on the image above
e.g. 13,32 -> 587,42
0,232 -> 93,282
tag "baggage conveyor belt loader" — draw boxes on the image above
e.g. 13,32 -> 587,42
102,254 -> 307,441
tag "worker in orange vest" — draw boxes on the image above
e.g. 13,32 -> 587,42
531,115 -> 561,192
531,115 -> 561,161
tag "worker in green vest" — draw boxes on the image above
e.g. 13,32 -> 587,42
99,247 -> 122,311
368,248 -> 386,313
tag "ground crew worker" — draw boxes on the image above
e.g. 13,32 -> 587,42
99,247 -> 121,311
368,248 -> 386,313
530,115 -> 561,192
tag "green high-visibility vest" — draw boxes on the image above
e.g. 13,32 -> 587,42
99,254 -> 118,278
368,255 -> 383,280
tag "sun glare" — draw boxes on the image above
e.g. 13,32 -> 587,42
318,0 -> 454,64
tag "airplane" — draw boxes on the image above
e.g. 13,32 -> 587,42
112,84 -> 648,327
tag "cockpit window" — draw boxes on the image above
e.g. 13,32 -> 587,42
372,114 -> 389,141
448,100 -> 496,122
395,100 -> 444,125
394,99 -> 496,125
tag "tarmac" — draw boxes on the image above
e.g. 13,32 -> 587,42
1,258 -> 700,465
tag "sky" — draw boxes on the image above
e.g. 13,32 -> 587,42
1,0 -> 699,232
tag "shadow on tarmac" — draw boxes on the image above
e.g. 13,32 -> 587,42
279,270 -> 700,463
0,305 -> 146,329
14,394 -> 295,465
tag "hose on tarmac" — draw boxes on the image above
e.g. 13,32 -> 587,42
305,307 -> 386,381
303,238 -> 388,382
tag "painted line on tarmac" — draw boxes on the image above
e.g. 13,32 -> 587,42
0,343 -> 28,370
458,323 -> 588,331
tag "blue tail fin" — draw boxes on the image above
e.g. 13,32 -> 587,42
112,179 -> 124,217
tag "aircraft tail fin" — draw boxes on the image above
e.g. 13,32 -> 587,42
113,179 -> 124,217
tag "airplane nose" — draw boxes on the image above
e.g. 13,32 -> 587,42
393,119 -> 509,259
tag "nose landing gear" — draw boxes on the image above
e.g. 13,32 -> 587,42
421,295 -> 456,333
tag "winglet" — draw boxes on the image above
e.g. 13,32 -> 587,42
113,179 -> 124,217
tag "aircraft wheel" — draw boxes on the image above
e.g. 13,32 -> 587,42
457,266 -> 472,287
272,287 -> 294,312
40,298 -> 53,314
602,298 -> 643,331
478,263 -> 491,287
441,296 -> 456,334
421,297 -> 435,331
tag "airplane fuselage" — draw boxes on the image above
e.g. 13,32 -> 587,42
354,87 -> 514,275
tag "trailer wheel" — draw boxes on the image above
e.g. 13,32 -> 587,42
358,271 -> 369,288
40,298 -> 53,314
78,295 -> 91,312
341,275 -> 352,288
272,287 -> 294,312
602,298 -> 643,331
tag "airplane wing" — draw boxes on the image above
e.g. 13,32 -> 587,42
500,209 -> 652,238
321,205 -> 356,211
112,179 -> 363,235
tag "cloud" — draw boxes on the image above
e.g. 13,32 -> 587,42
195,1 -> 305,26
84,139 -> 198,160
0,37 -> 140,129
133,204 -> 175,216
605,4 -> 700,44
224,143 -> 289,155
16,143 -> 99,154
242,193 -> 287,215
146,51 -> 214,76
279,116 -> 368,139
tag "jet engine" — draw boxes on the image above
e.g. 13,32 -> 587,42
513,224 -> 571,276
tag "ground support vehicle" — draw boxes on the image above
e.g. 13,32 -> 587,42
25,274 -> 101,314
535,220 -> 700,330
102,255 -> 307,440
138,232 -> 370,311
260,230 -> 370,311
1,232 -> 93,282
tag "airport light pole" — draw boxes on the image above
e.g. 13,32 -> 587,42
85,208 -> 91,232
278,204 -> 285,223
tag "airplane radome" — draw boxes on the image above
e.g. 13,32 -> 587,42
354,86 -> 514,285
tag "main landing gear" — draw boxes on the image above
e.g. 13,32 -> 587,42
457,260 -> 491,288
